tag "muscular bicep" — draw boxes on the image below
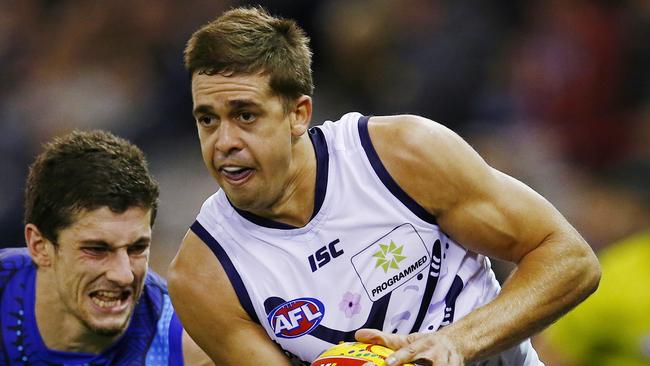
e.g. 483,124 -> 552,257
370,115 -> 569,263
436,167 -> 568,262
168,230 -> 292,366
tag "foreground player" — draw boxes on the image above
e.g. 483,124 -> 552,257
168,7 -> 601,366
0,131 -> 212,365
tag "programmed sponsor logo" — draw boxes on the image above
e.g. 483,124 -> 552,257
267,297 -> 325,338
352,223 -> 430,301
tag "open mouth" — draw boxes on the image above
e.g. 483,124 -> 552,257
220,166 -> 254,183
89,290 -> 132,311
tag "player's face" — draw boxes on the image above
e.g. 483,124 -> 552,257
191,72 -> 300,212
49,206 -> 151,337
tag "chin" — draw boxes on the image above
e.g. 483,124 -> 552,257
225,191 -> 260,210
84,317 -> 131,337
80,308 -> 133,337
89,324 -> 127,337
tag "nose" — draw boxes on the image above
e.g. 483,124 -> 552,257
105,249 -> 135,286
214,120 -> 243,155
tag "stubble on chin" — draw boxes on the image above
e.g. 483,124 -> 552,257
80,306 -> 135,338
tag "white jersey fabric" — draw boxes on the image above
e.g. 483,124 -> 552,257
192,112 -> 542,365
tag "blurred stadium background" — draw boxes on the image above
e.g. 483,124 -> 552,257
0,0 -> 648,362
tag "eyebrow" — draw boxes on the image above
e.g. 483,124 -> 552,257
228,99 -> 261,110
192,99 -> 262,118
78,237 -> 151,248
192,104 -> 215,118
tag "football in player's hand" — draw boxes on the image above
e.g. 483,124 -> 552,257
310,341 -> 414,366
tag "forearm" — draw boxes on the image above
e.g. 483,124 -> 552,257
439,230 -> 600,363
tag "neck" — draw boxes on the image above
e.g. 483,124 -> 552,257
35,271 -> 121,354
248,133 -> 317,227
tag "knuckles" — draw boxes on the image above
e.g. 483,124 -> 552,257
399,332 -> 464,366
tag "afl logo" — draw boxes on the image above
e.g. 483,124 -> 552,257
267,297 -> 325,338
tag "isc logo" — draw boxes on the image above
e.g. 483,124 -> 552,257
267,297 -> 325,338
308,239 -> 344,272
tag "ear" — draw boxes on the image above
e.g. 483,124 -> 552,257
290,95 -> 312,137
25,223 -> 54,267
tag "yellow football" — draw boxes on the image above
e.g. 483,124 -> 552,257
310,341 -> 415,366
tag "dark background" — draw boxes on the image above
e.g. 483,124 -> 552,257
1,0 -> 648,280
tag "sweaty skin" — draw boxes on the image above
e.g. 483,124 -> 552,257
354,116 -> 600,365
28,206 -> 151,354
26,206 -> 213,364
169,73 -> 600,365
170,72 -> 312,365
191,72 -> 314,225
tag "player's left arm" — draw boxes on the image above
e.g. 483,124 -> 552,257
355,115 -> 601,365
182,330 -> 215,366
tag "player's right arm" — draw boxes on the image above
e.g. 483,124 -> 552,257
168,230 -> 293,366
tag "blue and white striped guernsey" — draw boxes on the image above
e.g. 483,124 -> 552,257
0,248 -> 184,365
193,112 -> 542,365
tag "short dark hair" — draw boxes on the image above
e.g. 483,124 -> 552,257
184,6 -> 314,107
24,130 -> 159,242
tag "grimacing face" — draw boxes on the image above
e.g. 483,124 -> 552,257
48,206 -> 151,337
191,72 -> 306,213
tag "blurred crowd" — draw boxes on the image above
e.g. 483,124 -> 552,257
0,0 -> 648,362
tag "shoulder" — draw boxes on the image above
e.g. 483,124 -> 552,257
0,247 -> 32,267
367,114 -> 474,162
169,231 -> 290,365
168,230 -> 256,362
168,230 -> 241,317
1,248 -> 33,290
133,269 -> 171,321
367,115 -> 493,214
144,269 -> 169,294
368,114 -> 480,175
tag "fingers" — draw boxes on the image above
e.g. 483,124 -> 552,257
385,333 -> 463,366
355,329 -> 464,366
355,328 -> 411,351
384,333 -> 424,366
354,328 -> 385,344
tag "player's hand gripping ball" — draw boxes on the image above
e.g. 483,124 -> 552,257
310,342 -> 415,366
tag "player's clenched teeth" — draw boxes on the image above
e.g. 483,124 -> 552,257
89,290 -> 131,308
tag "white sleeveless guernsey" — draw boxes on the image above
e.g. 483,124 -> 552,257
192,113 -> 542,365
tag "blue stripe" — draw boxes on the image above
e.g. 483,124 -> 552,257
309,292 -> 392,344
357,116 -> 438,225
410,239 -> 442,332
308,126 -> 329,220
168,312 -> 184,366
146,294 -> 174,365
229,126 -> 330,229
438,275 -> 464,329
190,221 -> 260,324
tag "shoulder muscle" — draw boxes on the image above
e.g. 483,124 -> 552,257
367,115 -> 567,262
168,230 -> 292,365
368,115 -> 493,216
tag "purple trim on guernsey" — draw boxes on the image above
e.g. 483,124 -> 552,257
230,126 -> 330,229
190,221 -> 260,324
410,239 -> 442,333
357,116 -> 438,225
438,275 -> 464,330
